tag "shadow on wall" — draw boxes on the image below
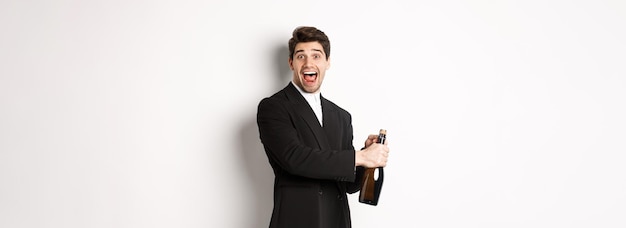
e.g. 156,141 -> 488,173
237,43 -> 290,227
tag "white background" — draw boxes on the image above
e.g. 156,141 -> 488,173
1,0 -> 625,227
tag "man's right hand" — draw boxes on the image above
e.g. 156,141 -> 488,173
355,142 -> 389,168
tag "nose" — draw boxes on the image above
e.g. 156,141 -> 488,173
303,57 -> 312,66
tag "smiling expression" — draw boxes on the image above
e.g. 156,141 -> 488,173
289,41 -> 330,93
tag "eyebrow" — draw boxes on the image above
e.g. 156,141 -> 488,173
294,49 -> 324,55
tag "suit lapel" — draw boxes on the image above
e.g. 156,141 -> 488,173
321,96 -> 340,149
321,95 -> 350,196
284,83 -> 331,150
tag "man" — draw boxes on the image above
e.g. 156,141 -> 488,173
257,26 -> 390,228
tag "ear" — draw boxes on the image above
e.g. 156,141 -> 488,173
326,57 -> 331,70
288,58 -> 294,70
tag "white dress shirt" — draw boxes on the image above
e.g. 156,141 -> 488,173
292,81 -> 323,126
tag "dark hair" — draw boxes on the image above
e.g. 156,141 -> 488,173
288,26 -> 330,60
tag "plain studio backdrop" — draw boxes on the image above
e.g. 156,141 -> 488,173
1,0 -> 625,227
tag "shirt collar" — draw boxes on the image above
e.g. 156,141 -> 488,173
291,81 -> 321,101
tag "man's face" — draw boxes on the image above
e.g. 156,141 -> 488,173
289,41 -> 330,93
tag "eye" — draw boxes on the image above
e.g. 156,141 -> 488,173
313,54 -> 320,59
297,55 -> 305,59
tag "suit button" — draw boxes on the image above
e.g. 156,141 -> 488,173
337,195 -> 343,200
319,190 -> 323,195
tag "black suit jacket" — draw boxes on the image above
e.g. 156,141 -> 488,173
257,83 -> 365,228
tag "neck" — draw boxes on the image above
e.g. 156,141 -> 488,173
292,81 -> 320,94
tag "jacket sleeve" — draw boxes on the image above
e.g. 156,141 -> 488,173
257,97 -> 357,182
346,166 -> 365,194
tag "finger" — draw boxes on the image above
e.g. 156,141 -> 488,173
368,134 -> 378,142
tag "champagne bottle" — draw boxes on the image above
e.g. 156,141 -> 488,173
359,129 -> 386,206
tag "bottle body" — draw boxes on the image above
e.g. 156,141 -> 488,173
359,129 -> 386,206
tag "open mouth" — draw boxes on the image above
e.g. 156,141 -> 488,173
303,71 -> 317,83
